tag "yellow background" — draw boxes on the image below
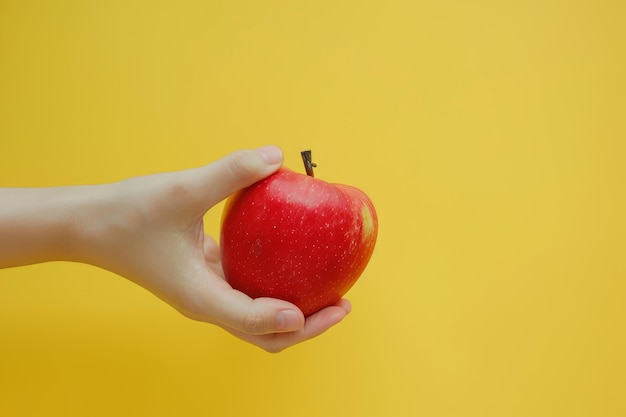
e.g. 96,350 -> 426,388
1,1 -> 624,416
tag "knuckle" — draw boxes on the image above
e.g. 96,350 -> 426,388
227,151 -> 260,180
243,313 -> 268,335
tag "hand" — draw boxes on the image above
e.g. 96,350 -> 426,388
70,146 -> 351,352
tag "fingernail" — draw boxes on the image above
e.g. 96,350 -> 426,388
277,309 -> 302,331
257,145 -> 283,165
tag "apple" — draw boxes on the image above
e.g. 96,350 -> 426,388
220,150 -> 378,316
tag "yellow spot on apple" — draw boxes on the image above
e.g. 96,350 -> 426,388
361,205 -> 375,241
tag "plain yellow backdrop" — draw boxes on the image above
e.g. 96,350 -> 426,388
1,1 -> 624,416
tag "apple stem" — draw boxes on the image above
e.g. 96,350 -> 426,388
301,150 -> 317,177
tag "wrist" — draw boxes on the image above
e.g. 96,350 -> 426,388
65,182 -> 123,268
0,185 -> 107,268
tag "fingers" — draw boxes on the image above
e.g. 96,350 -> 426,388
285,301 -> 350,343
185,146 -> 283,210
184,270 -> 351,351
190,281 -> 306,335
226,299 -> 352,353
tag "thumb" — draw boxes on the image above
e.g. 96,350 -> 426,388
187,146 -> 283,208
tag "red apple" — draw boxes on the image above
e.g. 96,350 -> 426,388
220,151 -> 378,316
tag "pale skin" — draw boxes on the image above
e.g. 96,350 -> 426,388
0,146 -> 351,352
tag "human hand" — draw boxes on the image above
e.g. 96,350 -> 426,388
71,146 -> 351,352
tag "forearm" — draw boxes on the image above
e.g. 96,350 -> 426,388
0,186 -> 104,268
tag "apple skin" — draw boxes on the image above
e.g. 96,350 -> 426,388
220,168 -> 378,316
